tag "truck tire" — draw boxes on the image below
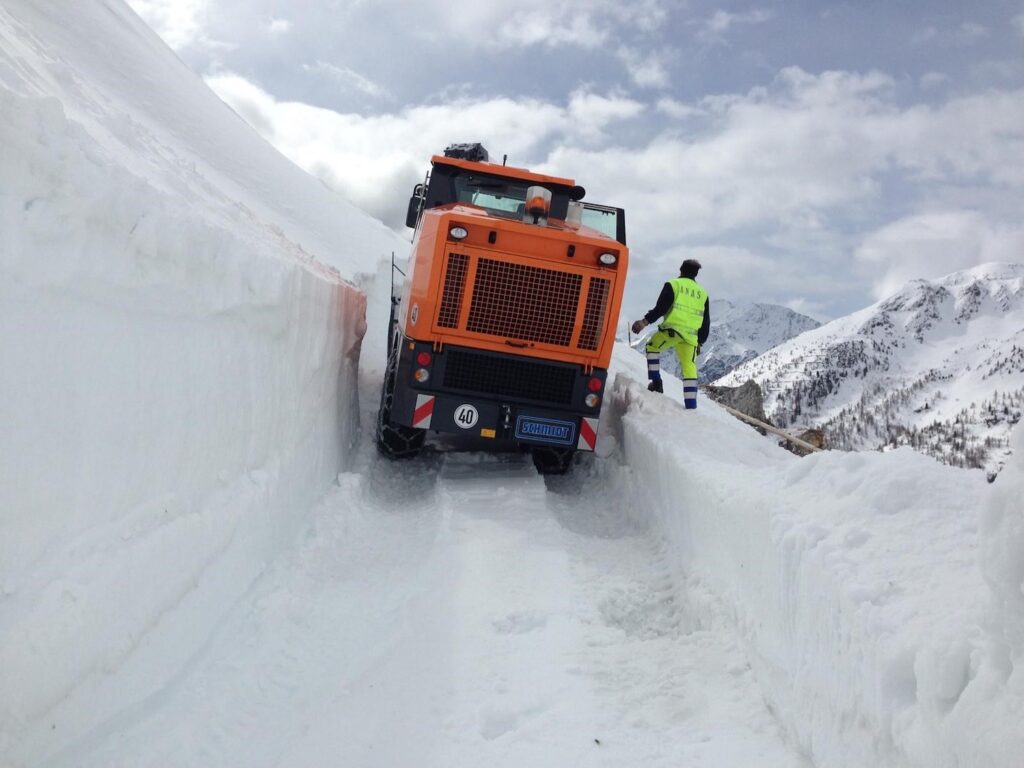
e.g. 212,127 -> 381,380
376,343 -> 425,459
530,446 -> 575,475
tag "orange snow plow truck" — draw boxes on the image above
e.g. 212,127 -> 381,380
377,143 -> 629,474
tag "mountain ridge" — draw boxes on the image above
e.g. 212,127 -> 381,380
720,262 -> 1024,473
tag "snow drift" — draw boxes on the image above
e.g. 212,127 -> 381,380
610,348 -> 1024,768
0,1 -> 402,762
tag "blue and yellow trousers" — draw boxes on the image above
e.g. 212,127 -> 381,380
645,329 -> 698,409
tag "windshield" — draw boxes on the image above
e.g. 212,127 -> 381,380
580,203 -> 626,244
581,205 -> 620,240
453,174 -> 530,218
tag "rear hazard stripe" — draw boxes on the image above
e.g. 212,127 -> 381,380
412,395 -> 435,429
577,417 -> 598,451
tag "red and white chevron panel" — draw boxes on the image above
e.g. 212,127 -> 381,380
577,417 -> 598,451
412,394 -> 435,429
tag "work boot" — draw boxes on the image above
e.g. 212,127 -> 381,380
647,379 -> 663,393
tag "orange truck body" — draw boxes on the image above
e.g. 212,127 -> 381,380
379,146 -> 628,468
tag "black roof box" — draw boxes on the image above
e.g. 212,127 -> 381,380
443,143 -> 489,162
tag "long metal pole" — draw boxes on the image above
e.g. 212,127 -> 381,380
719,404 -> 824,453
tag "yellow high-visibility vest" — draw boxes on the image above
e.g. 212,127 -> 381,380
661,277 -> 707,345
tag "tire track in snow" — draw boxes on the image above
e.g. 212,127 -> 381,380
56,417 -> 810,767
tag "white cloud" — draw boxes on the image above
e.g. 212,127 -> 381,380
206,74 -> 642,226
920,71 -> 949,90
548,69 -> 906,240
548,68 -> 1024,311
499,9 -> 608,48
701,8 -> 773,42
623,0 -> 671,33
656,97 -> 704,120
303,61 -> 391,99
208,65 -> 1024,317
565,91 -> 645,139
667,244 -> 772,281
912,26 -> 938,45
265,18 -> 291,36
617,47 -> 671,89
969,58 -> 1024,82
912,21 -> 991,48
888,90 -> 1024,185
957,21 -> 989,43
855,212 -> 1024,299
402,0 -> 668,50
127,0 -> 210,49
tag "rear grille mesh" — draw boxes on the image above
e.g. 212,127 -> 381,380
443,349 -> 575,405
437,253 -> 469,328
466,258 -> 582,346
577,277 -> 610,351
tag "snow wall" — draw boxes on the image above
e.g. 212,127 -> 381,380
0,2 -> 403,762
609,364 -> 1024,768
976,426 -> 1024,758
0,88 -> 360,761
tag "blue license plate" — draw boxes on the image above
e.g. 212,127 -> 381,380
515,415 -> 576,446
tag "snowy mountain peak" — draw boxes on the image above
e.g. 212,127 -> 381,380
711,300 -> 822,352
649,300 -> 820,383
871,263 -> 1024,341
721,262 -> 1024,472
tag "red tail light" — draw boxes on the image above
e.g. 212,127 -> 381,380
587,377 -> 602,392
417,351 -> 433,366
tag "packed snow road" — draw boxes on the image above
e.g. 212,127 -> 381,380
53,389 -> 809,767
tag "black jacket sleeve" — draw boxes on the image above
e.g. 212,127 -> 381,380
697,298 -> 710,345
643,283 -> 675,324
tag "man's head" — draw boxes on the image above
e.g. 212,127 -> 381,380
679,259 -> 702,279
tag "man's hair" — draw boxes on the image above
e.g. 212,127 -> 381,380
679,259 -> 702,279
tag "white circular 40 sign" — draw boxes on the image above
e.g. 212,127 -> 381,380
454,404 -> 479,429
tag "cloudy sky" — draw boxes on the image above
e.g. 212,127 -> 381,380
127,0 -> 1024,322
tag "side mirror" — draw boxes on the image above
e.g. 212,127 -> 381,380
405,183 -> 425,229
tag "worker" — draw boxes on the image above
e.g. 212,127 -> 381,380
631,259 -> 710,409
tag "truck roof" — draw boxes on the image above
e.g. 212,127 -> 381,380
430,155 -> 576,188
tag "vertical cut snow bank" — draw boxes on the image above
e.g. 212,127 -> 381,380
969,425 -> 1024,761
0,1 -> 403,763
609,347 -> 1023,767
0,91 -> 361,759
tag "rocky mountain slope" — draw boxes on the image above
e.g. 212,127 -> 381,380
719,263 -> 1024,474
